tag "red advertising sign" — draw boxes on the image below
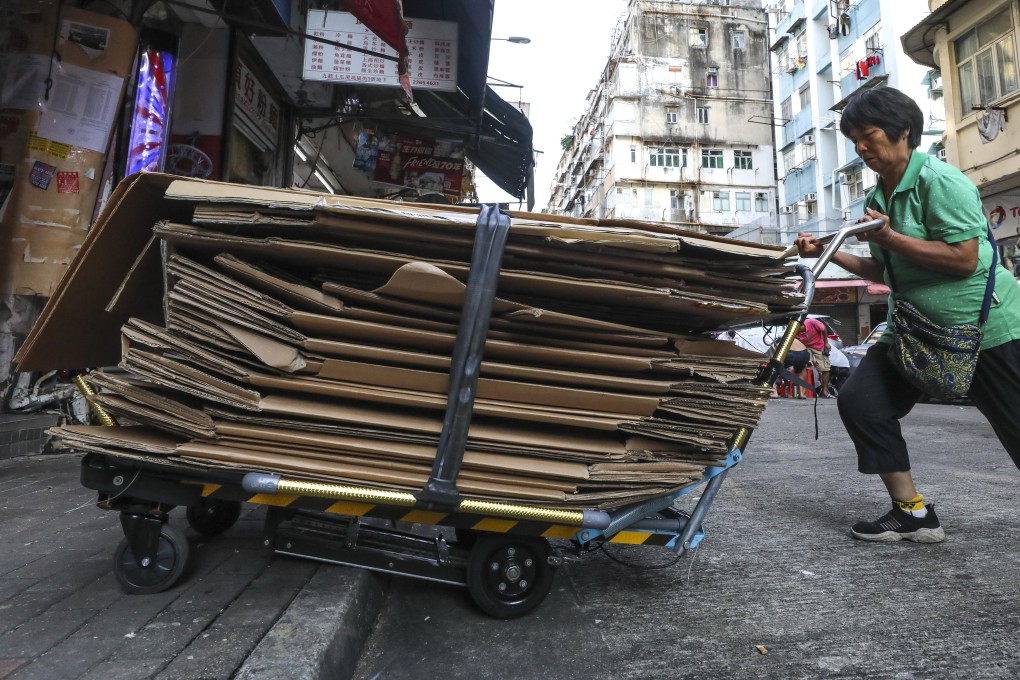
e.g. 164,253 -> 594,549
370,132 -> 465,199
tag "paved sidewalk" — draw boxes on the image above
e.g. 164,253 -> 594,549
0,453 -> 384,680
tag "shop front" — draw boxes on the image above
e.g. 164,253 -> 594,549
813,279 -> 891,344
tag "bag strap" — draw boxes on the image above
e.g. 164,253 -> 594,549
983,228 -> 1000,324
880,225 -> 999,325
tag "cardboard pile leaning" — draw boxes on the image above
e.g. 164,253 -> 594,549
19,174 -> 802,510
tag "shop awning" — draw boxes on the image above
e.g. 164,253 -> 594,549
867,283 -> 891,295
901,0 -> 970,69
415,87 -> 534,203
344,0 -> 411,89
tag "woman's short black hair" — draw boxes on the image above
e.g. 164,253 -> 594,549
839,87 -> 923,148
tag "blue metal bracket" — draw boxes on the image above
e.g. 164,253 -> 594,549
573,447 -> 744,547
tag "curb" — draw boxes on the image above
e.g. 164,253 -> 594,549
234,567 -> 386,680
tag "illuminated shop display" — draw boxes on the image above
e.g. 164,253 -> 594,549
126,48 -> 176,175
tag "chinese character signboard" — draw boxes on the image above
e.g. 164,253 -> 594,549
233,57 -> 280,143
303,10 -> 457,92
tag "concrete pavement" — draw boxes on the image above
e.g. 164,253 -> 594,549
2,398 -> 1018,680
352,398 -> 1020,680
0,450 -> 383,680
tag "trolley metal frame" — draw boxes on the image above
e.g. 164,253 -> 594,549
77,213 -> 883,617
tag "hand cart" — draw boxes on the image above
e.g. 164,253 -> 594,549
75,214 -> 884,619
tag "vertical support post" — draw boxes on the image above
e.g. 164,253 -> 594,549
417,205 -> 510,509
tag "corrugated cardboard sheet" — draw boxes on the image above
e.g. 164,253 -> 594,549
26,175 -> 801,509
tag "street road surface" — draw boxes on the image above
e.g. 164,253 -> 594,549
352,399 -> 1020,680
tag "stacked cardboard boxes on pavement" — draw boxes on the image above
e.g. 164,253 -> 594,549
19,174 -> 801,509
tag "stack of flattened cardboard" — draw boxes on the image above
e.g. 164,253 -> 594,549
23,175 -> 801,510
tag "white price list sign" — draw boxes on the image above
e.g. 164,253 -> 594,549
303,10 -> 458,92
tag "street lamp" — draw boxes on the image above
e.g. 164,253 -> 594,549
492,36 -> 531,44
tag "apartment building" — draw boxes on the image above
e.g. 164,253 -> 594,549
768,0 -> 936,339
903,0 -> 1020,273
769,0 -> 936,240
547,0 -> 776,239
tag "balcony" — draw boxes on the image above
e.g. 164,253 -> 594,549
776,1 -> 807,37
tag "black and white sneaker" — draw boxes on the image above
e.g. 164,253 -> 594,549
850,504 -> 945,543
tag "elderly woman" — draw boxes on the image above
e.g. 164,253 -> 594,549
796,87 -> 1020,544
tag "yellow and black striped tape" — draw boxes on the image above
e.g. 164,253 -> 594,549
190,481 -> 675,546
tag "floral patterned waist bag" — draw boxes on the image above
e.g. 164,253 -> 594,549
879,228 -> 997,400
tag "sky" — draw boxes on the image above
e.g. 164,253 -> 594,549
476,1 -> 629,211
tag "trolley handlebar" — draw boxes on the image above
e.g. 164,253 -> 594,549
807,217 -> 885,281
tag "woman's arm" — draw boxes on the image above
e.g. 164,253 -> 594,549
795,233 -> 886,281
857,208 -> 979,277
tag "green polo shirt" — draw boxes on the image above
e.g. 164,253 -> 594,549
866,150 -> 1020,350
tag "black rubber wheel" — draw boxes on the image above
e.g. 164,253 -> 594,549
466,535 -> 554,618
113,524 -> 190,594
186,498 -> 242,536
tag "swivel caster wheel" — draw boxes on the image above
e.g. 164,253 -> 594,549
186,498 -> 242,536
113,523 -> 190,594
466,535 -> 554,618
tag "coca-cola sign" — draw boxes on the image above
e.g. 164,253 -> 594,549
370,132 -> 465,199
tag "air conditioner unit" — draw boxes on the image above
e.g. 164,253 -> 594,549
805,192 -> 817,201
781,206 -> 795,214
803,134 -> 814,144
937,148 -> 947,161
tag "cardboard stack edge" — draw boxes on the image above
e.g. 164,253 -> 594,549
19,174 -> 801,510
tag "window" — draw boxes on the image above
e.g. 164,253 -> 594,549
732,30 -> 746,49
845,167 -> 865,202
803,136 -> 816,159
734,150 -> 753,170
735,192 -> 751,212
778,44 -> 790,73
865,24 -> 882,52
702,148 -> 724,169
706,73 -> 718,88
649,147 -> 684,167
690,27 -> 708,48
712,191 -> 730,211
782,147 -> 796,174
670,189 -> 682,210
697,106 -> 710,124
630,146 -> 637,163
755,192 -> 769,212
840,49 -> 856,78
780,97 -> 793,123
955,8 -> 1019,112
644,188 -> 654,205
795,31 -> 807,60
799,86 -> 811,110
666,109 -> 678,124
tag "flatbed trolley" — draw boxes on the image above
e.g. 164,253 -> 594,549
75,213 -> 883,618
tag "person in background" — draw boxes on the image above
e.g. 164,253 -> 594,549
796,317 -> 831,397
796,86 -> 1020,544
782,337 -> 812,399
